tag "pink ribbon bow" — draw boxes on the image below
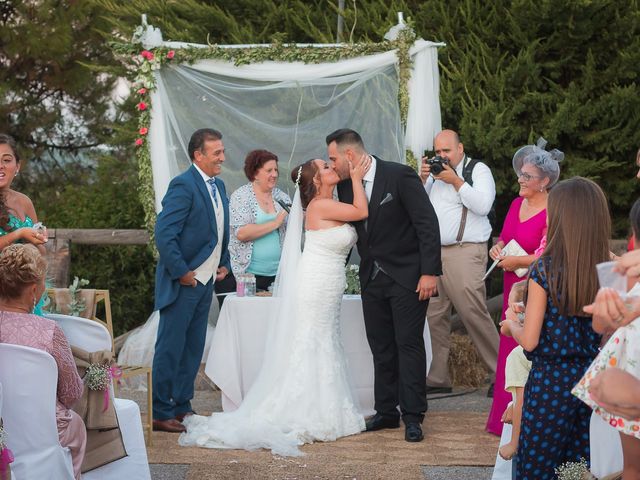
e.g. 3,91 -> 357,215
102,365 -> 124,412
0,447 -> 14,480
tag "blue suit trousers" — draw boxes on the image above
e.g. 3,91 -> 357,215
152,279 -> 214,420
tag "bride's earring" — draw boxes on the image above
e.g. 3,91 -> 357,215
31,296 -> 37,313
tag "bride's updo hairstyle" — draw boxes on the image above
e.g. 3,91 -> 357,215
290,159 -> 319,209
0,244 -> 46,300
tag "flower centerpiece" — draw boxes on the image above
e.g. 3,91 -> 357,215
345,264 -> 361,295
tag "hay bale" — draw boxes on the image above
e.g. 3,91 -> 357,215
448,333 -> 489,387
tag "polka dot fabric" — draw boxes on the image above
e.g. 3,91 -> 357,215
516,257 -> 601,479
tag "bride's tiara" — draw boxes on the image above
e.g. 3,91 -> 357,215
295,166 -> 303,187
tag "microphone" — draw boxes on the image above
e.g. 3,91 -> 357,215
276,197 -> 291,213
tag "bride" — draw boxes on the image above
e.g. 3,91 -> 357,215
179,154 -> 371,456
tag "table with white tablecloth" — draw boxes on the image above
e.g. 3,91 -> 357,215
204,294 -> 432,416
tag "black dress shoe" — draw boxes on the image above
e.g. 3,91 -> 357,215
153,418 -> 187,433
365,413 -> 400,432
405,422 -> 424,442
487,383 -> 494,398
425,385 -> 452,395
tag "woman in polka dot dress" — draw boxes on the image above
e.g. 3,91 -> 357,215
500,177 -> 609,479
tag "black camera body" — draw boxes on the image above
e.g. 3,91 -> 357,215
426,155 -> 448,175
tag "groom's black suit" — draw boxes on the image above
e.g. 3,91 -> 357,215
338,156 -> 441,423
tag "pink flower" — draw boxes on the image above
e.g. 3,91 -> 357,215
166,50 -> 175,59
140,50 -> 154,61
135,138 -> 144,147
137,88 -> 147,95
137,102 -> 147,111
139,127 -> 148,135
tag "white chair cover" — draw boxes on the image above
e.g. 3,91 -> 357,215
589,412 -> 623,478
45,313 -> 151,479
0,343 -> 75,479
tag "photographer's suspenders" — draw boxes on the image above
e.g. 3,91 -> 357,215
455,156 -> 472,244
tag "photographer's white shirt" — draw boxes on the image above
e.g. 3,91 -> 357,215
424,156 -> 495,246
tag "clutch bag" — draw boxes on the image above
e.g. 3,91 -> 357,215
483,239 -> 530,280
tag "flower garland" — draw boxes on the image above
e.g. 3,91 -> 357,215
110,26 -> 417,235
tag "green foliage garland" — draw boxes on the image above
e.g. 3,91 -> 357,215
111,27 -> 416,234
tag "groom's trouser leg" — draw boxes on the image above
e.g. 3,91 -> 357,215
174,279 -> 214,416
152,281 -> 211,420
362,272 -> 428,422
388,279 -> 428,424
362,273 -> 399,419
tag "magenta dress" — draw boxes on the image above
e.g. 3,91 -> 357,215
485,196 -> 547,435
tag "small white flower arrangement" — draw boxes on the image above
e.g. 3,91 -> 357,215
345,264 -> 361,295
0,425 -> 7,450
554,458 -> 596,480
85,363 -> 111,391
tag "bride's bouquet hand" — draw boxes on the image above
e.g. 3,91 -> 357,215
349,154 -> 371,182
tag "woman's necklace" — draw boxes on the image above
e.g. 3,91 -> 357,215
255,190 -> 273,211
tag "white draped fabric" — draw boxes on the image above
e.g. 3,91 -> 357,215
148,39 -> 442,210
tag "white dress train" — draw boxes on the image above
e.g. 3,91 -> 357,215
179,223 -> 365,456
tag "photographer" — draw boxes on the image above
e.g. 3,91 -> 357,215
420,129 -> 499,396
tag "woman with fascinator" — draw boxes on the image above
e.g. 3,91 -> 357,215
486,138 -> 564,435
179,155 -> 371,456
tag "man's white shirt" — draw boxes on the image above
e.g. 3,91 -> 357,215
424,157 -> 495,246
193,164 -> 224,284
362,155 -> 376,201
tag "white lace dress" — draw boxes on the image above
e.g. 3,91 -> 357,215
179,224 -> 365,456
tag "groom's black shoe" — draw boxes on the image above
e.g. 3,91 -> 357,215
404,422 -> 424,442
365,414 -> 400,432
425,385 -> 452,395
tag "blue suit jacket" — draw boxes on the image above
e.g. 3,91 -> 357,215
154,165 -> 231,311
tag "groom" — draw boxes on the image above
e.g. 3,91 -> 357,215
328,129 -> 441,442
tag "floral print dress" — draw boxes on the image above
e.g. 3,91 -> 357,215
572,316 -> 640,438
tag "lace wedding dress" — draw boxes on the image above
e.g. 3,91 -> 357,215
179,194 -> 365,456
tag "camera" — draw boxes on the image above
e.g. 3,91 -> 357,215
425,155 -> 448,175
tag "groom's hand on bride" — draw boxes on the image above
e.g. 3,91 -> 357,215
416,275 -> 438,300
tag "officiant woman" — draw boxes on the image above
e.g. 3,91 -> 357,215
228,149 -> 291,292
485,139 -> 562,435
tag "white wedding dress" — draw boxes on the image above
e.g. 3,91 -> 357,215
179,192 -> 365,456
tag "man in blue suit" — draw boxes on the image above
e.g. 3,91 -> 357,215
152,128 -> 231,433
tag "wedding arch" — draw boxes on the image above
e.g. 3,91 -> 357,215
112,17 -> 444,231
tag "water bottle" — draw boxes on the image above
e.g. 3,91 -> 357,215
236,273 -> 246,297
245,273 -> 256,297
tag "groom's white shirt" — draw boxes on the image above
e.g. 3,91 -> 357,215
362,155 -> 376,201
